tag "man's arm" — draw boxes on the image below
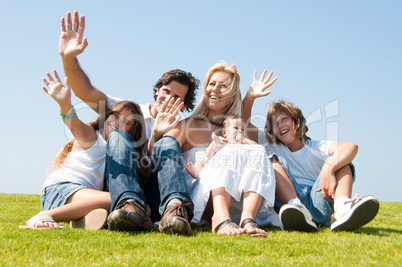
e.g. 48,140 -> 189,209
59,11 -> 107,114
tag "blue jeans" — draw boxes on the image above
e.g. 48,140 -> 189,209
104,130 -> 193,221
274,156 -> 356,227
150,136 -> 193,219
104,130 -> 146,211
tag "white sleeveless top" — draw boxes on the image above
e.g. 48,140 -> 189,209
43,131 -> 107,191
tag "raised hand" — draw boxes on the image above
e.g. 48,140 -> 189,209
153,98 -> 184,138
247,70 -> 277,100
59,11 -> 88,58
42,70 -> 71,107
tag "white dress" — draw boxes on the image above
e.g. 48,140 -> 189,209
183,144 -> 282,228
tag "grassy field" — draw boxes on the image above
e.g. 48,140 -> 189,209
0,194 -> 401,266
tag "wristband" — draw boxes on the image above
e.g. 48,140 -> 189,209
60,105 -> 76,120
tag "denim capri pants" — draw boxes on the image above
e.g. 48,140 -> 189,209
274,155 -> 356,227
41,182 -> 86,211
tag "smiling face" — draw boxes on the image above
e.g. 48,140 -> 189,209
205,71 -> 231,113
103,109 -> 135,140
222,117 -> 246,142
272,112 -> 303,151
154,81 -> 188,116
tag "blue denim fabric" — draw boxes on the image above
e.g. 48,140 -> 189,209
41,182 -> 85,211
150,136 -> 193,220
104,130 -> 147,211
275,155 -> 356,227
104,131 -> 193,222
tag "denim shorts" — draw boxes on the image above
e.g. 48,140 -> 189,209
274,155 -> 356,227
41,182 -> 86,211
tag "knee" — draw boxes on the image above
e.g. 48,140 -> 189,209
152,136 -> 181,157
107,130 -> 136,150
154,136 -> 179,149
106,130 -> 137,160
336,164 -> 354,176
108,129 -> 133,144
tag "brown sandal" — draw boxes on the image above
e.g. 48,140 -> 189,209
240,218 -> 267,237
213,219 -> 242,235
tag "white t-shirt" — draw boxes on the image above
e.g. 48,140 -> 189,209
258,129 -> 334,186
107,95 -> 155,139
43,131 -> 107,190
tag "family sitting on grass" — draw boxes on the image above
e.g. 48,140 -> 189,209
21,11 -> 379,236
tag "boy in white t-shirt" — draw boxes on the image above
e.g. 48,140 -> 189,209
261,100 -> 379,232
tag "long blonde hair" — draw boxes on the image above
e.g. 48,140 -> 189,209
191,61 -> 242,119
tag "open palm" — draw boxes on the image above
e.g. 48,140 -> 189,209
59,11 -> 88,58
248,70 -> 278,99
42,70 -> 71,105
153,98 -> 184,136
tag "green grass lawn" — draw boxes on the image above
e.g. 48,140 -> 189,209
1,194 -> 401,266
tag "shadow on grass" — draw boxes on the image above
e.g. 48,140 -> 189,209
355,226 -> 402,236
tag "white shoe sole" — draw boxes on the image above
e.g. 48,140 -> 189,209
280,205 -> 318,232
331,196 -> 379,231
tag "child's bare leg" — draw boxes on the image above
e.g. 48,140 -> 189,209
186,162 -> 200,179
334,165 -> 353,201
272,158 -> 297,204
240,191 -> 267,237
40,189 -> 111,222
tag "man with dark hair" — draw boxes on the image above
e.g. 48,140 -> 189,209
59,11 -> 199,235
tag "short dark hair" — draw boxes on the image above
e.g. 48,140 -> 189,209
153,69 -> 199,112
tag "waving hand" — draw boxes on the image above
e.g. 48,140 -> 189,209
59,11 -> 88,58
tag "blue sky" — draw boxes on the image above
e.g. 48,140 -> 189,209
1,1 -> 401,202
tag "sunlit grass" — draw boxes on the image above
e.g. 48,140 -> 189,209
1,194 -> 401,266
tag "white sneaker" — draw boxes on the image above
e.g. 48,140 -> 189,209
331,195 -> 379,232
279,198 -> 318,232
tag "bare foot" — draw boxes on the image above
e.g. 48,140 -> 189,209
186,162 -> 200,179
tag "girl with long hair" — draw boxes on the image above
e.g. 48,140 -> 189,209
21,70 -> 146,230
